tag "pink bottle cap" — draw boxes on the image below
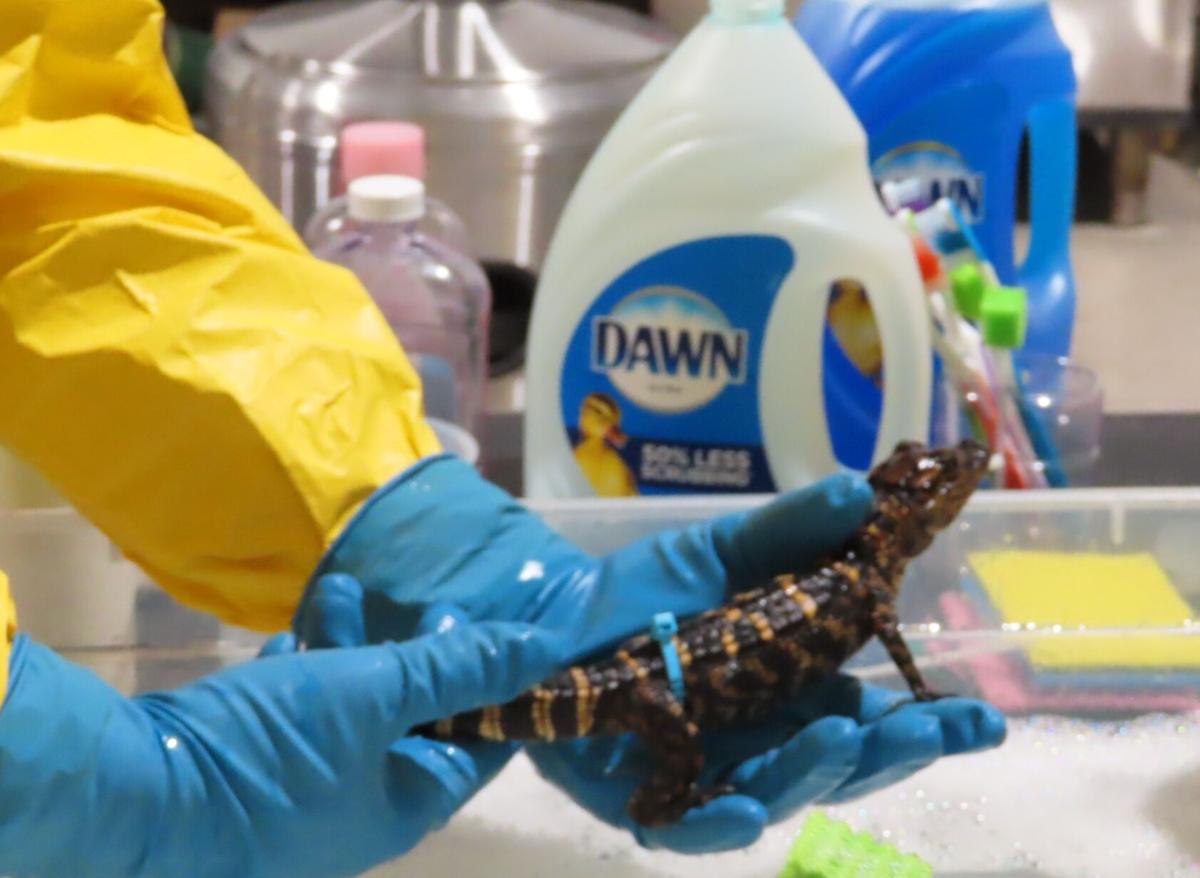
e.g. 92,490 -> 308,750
338,121 -> 427,192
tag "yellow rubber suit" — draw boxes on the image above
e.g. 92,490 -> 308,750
0,0 -> 441,699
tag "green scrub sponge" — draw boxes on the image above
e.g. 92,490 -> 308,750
779,812 -> 933,878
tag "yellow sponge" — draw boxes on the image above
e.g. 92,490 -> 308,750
968,551 -> 1200,669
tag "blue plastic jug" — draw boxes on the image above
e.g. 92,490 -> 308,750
797,0 -> 1078,357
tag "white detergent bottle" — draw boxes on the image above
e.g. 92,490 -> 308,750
523,0 -> 932,499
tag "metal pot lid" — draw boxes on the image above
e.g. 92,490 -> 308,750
231,0 -> 674,83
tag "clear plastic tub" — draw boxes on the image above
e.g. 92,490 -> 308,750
23,488 -> 1200,877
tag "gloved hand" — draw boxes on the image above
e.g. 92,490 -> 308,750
0,600 -> 565,878
305,455 -> 1007,854
527,675 -> 1003,851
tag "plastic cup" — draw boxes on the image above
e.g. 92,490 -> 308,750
0,506 -> 144,649
0,451 -> 143,648
0,449 -> 65,509
930,353 -> 1103,488
1015,353 -> 1104,487
428,417 -> 481,467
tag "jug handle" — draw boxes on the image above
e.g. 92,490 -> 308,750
1019,98 -> 1078,353
868,259 -> 934,466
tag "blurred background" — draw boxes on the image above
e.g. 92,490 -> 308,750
3,8 -> 1193,871
167,0 -> 1200,493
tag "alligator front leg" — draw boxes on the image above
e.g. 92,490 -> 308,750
872,601 -> 946,703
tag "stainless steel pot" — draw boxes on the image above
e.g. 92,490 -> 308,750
205,0 -> 673,284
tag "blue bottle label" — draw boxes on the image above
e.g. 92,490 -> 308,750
873,141 -> 987,225
560,236 -> 794,497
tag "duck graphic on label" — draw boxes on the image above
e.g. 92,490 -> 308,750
826,278 -> 883,387
572,392 -> 639,497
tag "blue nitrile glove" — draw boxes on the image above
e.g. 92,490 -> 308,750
526,674 -> 1004,851
0,603 -> 565,878
304,455 -> 1007,854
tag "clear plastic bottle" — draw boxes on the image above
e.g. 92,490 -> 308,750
313,175 -> 491,441
304,122 -> 471,255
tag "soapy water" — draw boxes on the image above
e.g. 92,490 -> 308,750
373,713 -> 1200,878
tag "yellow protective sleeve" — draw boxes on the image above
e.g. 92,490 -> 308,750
0,573 -> 13,703
0,1 -> 441,631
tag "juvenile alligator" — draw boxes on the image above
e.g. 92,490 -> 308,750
421,439 -> 991,827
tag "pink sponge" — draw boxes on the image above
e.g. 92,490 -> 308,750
338,122 -> 426,192
936,593 -> 1200,715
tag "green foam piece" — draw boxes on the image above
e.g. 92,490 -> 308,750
779,812 -> 933,878
981,285 -> 1028,349
950,263 -> 987,319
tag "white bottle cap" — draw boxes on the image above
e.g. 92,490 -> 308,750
348,175 -> 427,223
710,0 -> 784,24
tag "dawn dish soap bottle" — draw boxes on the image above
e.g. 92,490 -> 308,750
523,0 -> 932,499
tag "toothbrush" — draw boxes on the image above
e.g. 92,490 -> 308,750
889,192 -> 1065,489
923,201 -> 1062,488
